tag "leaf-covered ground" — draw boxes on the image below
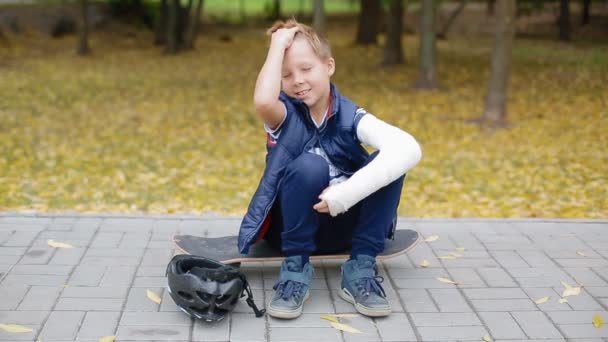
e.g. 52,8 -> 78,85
0,24 -> 606,218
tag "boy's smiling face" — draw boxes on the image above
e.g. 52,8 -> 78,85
281,37 -> 335,115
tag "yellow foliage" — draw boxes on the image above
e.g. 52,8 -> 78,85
0,26 -> 606,218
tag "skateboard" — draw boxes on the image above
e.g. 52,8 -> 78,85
173,229 -> 419,265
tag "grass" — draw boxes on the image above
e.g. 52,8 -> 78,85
0,22 -> 606,218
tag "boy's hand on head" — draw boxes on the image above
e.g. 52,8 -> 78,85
270,27 -> 299,50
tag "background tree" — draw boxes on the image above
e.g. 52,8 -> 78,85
487,0 -> 495,16
383,0 -> 404,65
184,0 -> 204,49
356,0 -> 381,45
166,0 -> 179,53
77,0 -> 90,55
581,0 -> 591,25
479,0 -> 516,126
559,0 -> 571,41
415,0 -> 439,89
154,0 -> 168,45
312,0 -> 326,32
437,0 -> 468,39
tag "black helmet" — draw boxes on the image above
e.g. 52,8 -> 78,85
166,255 -> 265,322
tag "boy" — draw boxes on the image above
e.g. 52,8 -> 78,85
237,19 -> 422,319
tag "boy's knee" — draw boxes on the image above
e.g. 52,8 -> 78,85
285,153 -> 329,188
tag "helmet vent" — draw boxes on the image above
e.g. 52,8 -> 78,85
178,291 -> 194,300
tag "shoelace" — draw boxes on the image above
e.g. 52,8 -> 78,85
273,280 -> 305,301
355,275 -> 386,298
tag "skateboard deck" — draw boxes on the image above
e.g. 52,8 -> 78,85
173,229 -> 419,264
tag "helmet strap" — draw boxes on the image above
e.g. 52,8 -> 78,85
240,275 -> 266,317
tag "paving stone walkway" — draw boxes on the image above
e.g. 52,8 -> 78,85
0,214 -> 607,341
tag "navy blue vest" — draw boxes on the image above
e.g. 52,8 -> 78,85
238,84 -> 370,253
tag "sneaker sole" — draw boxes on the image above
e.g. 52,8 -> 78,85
267,290 -> 311,319
339,288 -> 391,317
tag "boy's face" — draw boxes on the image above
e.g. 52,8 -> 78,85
281,38 -> 335,111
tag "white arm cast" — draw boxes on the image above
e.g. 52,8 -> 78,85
319,114 -> 422,216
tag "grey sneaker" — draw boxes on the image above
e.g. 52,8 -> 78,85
267,256 -> 313,319
339,255 -> 391,317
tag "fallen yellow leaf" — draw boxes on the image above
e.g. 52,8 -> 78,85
420,259 -> 430,268
576,251 -> 586,257
592,314 -> 604,328
146,289 -> 161,304
331,314 -> 358,318
0,324 -> 33,333
534,296 -> 549,304
483,335 -> 492,342
438,255 -> 456,260
320,315 -> 339,323
562,287 -> 581,297
47,240 -> 74,248
558,298 -> 568,304
449,252 -> 463,258
424,235 -> 439,242
99,336 -> 116,342
436,277 -> 458,284
330,322 -> 364,334
561,281 -> 573,289
456,247 -> 466,251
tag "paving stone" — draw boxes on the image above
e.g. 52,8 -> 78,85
0,325 -> 40,340
522,287 -> 572,311
68,264 -> 106,286
490,251 -> 529,268
547,311 -> 608,324
116,325 -> 190,340
397,289 -> 438,312
0,246 -> 27,255
563,289 -> 605,310
374,312 -> 417,341
511,311 -> 564,339
38,311 -> 85,340
268,327 -> 342,341
137,266 -> 167,277
417,326 -> 489,341
90,232 -> 124,248
55,297 -> 124,311
77,311 -> 121,339
387,267 -> 449,279
380,254 -> 414,269
448,232 -> 486,250
10,265 -> 73,275
192,316 -> 229,341
557,259 -> 608,268
477,267 -> 518,287
119,233 -> 151,249
120,312 -> 191,325
17,286 -> 62,311
0,284 -> 29,309
140,248 -> 173,266
80,255 -> 141,266
2,231 -> 40,247
335,314 -> 382,342
61,286 -> 129,298
410,312 -> 482,326
0,254 -> 20,264
518,251 -> 559,267
229,313 -> 266,342
18,246 -> 54,264
124,287 -> 163,312
100,265 -> 137,287
407,243 -> 441,268
1,274 -> 68,286
133,276 -> 167,288
48,247 -> 87,265
559,324 -> 608,339
446,268 -> 487,287
463,288 -> 528,299
471,299 -> 537,311
429,288 -> 473,312
564,268 -> 608,286
586,287 -> 608,297
478,312 -> 526,339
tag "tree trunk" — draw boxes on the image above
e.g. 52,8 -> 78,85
155,0 -> 168,45
480,0 -> 516,125
166,0 -> 179,54
313,0 -> 326,32
414,0 -> 438,90
437,0 -> 468,39
356,0 -> 381,45
270,0 -> 281,21
239,0 -> 246,22
581,0 -> 591,25
77,0 -> 90,55
383,0 -> 404,65
558,0 -> 571,41
184,0 -> 203,49
487,0 -> 495,16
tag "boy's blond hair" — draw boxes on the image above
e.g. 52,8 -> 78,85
267,19 -> 332,60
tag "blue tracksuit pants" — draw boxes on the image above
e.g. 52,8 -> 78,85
264,151 -> 405,259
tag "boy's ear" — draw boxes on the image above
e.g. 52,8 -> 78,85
327,57 -> 335,77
